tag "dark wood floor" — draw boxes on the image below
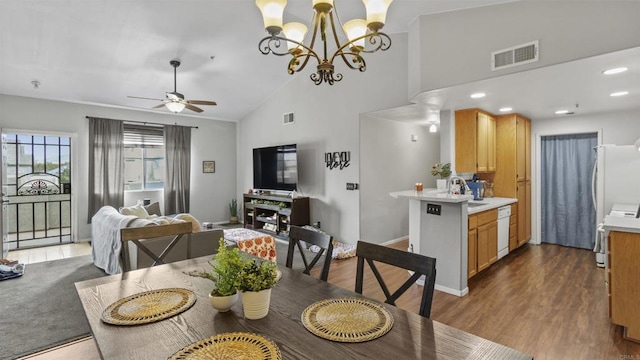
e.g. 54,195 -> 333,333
311,240 -> 640,359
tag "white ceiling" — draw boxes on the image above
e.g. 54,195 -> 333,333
369,45 -> 640,125
1,1 -> 637,124
0,0 -> 514,122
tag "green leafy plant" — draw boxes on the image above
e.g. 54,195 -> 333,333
234,258 -> 277,292
229,198 -> 238,217
431,162 -> 451,179
187,238 -> 244,296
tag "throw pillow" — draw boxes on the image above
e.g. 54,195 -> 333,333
119,204 -> 150,219
144,202 -> 162,216
173,213 -> 202,232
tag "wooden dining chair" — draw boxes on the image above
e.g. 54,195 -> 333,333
355,240 -> 437,318
286,225 -> 333,281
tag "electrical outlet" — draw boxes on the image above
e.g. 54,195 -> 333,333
426,203 -> 441,215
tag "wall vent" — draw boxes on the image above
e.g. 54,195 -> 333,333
283,112 -> 294,125
491,40 -> 539,71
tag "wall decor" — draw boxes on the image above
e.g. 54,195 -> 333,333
202,161 -> 215,173
325,151 -> 350,170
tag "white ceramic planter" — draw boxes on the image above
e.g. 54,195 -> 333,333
240,288 -> 272,320
209,292 -> 239,312
436,179 -> 447,192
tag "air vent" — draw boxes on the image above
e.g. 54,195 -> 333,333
491,40 -> 539,71
283,112 -> 294,125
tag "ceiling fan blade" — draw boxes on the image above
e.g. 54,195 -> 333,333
152,103 -> 166,109
128,95 -> 165,102
187,100 -> 217,106
184,104 -> 204,113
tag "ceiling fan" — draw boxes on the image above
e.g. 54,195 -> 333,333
128,59 -> 217,113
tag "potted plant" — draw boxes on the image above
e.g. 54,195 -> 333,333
431,162 -> 451,191
229,198 -> 238,224
234,258 -> 277,320
187,238 -> 244,312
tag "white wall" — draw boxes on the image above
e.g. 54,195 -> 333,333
238,33 -> 411,245
408,1 -> 640,98
531,108 -> 640,244
360,116 -> 439,244
0,95 -> 237,241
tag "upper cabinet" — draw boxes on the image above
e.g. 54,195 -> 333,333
455,109 -> 496,173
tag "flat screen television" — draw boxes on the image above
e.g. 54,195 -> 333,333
253,144 -> 298,191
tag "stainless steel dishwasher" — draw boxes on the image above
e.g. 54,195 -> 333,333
497,205 -> 511,260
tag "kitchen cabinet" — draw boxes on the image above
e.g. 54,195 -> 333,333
455,109 -> 496,173
494,113 -> 531,247
509,204 -> 518,251
468,209 -> 497,278
608,230 -> 640,342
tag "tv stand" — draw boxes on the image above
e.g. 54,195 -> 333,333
243,193 -> 310,240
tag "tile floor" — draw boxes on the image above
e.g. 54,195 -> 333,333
6,242 -> 92,265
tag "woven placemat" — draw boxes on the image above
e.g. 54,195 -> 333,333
301,297 -> 394,343
101,288 -> 196,326
169,332 -> 282,360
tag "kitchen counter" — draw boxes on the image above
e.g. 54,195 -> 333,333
467,197 -> 518,214
603,215 -> 640,233
390,189 -> 474,203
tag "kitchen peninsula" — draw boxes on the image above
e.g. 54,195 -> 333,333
390,189 -> 516,297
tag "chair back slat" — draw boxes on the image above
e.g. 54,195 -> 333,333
355,241 -> 437,318
286,225 -> 333,281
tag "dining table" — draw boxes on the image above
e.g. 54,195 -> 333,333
75,256 -> 533,359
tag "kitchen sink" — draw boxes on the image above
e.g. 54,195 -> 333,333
467,202 -> 487,207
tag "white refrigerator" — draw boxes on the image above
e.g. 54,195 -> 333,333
594,145 -> 640,223
592,145 -> 640,265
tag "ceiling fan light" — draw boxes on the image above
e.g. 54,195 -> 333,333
343,19 -> 368,50
256,0 -> 287,35
282,22 -> 308,53
363,0 -> 393,31
165,102 -> 186,113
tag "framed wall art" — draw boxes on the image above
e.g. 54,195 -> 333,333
203,161 -> 215,173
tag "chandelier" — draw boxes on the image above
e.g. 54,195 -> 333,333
256,0 -> 393,85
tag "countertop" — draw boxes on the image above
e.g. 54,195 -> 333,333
603,215 -> 640,234
389,189 -> 474,203
389,189 -> 516,212
467,197 -> 518,214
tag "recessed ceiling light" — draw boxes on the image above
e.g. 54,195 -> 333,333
555,110 -> 570,115
603,67 -> 628,75
499,107 -> 512,112
610,91 -> 629,97
470,92 -> 486,99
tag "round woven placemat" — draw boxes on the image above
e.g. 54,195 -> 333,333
101,288 -> 196,326
301,297 -> 394,343
169,332 -> 282,360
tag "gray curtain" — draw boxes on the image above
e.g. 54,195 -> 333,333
541,133 -> 597,249
88,117 -> 124,222
164,125 -> 191,214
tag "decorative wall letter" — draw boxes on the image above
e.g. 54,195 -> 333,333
325,151 -> 350,170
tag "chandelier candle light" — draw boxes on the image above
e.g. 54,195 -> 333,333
255,0 -> 394,85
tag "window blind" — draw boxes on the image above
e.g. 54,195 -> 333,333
123,124 -> 164,147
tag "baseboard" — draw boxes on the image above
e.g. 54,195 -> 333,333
380,236 -> 409,246
435,284 -> 469,297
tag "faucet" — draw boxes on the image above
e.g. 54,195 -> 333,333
448,176 -> 471,195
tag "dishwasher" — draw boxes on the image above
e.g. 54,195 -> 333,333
497,205 -> 511,260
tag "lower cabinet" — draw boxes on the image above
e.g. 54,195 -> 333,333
509,204 -> 518,251
468,209 -> 498,279
608,231 -> 640,342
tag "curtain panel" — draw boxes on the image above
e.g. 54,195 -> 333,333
88,117 -> 124,223
541,133 -> 597,249
164,125 -> 191,215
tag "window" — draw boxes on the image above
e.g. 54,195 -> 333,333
123,124 -> 164,191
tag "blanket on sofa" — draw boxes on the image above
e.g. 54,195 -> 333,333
91,206 -> 137,274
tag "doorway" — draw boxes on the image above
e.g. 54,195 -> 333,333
2,132 -> 72,250
540,133 -> 597,249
